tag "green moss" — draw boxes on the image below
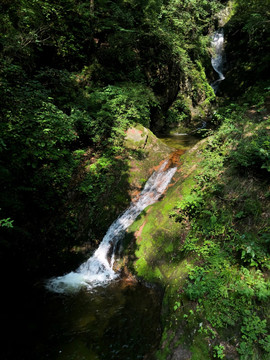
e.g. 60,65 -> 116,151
190,334 -> 210,360
134,258 -> 149,277
124,88 -> 270,359
127,138 -> 206,284
165,243 -> 174,253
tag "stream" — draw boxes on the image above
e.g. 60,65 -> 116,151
46,159 -> 177,294
2,134 -> 198,360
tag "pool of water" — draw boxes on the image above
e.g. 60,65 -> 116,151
3,280 -> 162,360
158,133 -> 199,150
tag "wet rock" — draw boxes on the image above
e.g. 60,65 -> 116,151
124,124 -> 171,153
170,345 -> 192,360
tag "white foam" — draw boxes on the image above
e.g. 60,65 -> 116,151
46,160 -> 177,293
211,28 -> 226,93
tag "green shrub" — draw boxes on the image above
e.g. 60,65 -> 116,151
231,131 -> 270,173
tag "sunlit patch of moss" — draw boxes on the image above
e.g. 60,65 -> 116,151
127,139 -> 206,286
126,95 -> 270,359
165,243 -> 174,253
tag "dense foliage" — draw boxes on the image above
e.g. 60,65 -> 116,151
171,86 -> 270,360
0,0 -> 224,277
221,0 -> 270,94
1,0 -> 270,359
129,84 -> 270,360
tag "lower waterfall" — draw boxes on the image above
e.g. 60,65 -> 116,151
46,159 -> 177,293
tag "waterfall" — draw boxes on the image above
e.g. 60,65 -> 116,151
211,28 -> 225,93
46,159 -> 177,293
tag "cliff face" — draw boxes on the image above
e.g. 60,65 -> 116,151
150,67 -> 215,133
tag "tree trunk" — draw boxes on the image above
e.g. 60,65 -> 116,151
90,0 -> 94,13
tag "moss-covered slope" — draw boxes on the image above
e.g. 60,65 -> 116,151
122,87 -> 270,360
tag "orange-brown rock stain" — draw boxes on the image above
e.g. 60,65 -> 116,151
150,149 -> 185,174
168,149 -> 185,167
135,220 -> 147,243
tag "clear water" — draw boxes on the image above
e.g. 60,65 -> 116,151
3,281 -> 162,360
159,133 -> 199,150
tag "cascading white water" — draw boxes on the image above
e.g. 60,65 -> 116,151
211,28 -> 225,93
46,159 -> 177,293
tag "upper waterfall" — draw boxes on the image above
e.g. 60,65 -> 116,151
46,159 -> 177,293
211,28 -> 226,93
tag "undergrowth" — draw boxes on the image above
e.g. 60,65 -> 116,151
157,84 -> 270,359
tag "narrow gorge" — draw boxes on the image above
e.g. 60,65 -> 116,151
1,1 -> 269,360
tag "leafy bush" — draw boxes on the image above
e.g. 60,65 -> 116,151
84,84 -> 156,149
231,131 -> 270,173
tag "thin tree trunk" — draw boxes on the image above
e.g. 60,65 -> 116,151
90,0 -> 94,13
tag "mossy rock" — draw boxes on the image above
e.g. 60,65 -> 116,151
124,124 -> 173,195
124,124 -> 171,153
118,138 -> 209,359
123,138 -> 207,284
